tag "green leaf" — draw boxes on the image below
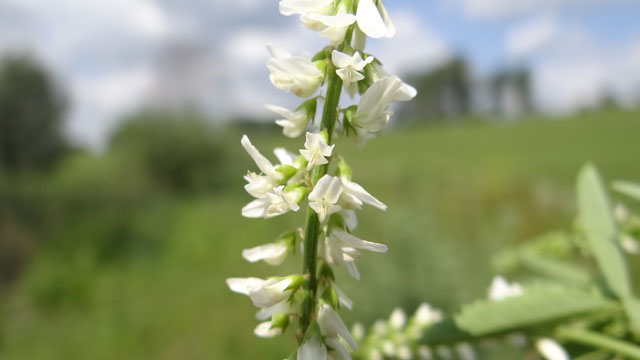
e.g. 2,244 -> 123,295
517,250 -> 592,286
577,165 -> 640,334
455,284 -> 611,336
419,317 -> 474,346
613,180 -> 640,201
556,327 -> 640,359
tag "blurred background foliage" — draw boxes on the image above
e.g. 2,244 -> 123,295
0,51 -> 639,359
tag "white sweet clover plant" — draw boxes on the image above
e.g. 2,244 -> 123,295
226,0 -> 416,359
350,165 -> 640,360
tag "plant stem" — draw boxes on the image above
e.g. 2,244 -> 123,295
300,60 -> 343,335
556,326 -> 640,359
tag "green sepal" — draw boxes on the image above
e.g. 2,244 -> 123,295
276,164 -> 298,183
294,155 -> 308,170
271,313 -> 290,332
312,46 -> 332,62
322,286 -> 340,309
328,213 -> 345,231
297,97 -> 318,121
285,182 -> 310,204
318,262 -> 335,281
314,60 -> 328,77
336,159 -> 352,181
285,275 -> 306,291
277,231 -> 297,253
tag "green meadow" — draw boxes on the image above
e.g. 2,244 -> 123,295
1,109 -> 639,359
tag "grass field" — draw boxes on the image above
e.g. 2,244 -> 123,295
1,109 -> 639,359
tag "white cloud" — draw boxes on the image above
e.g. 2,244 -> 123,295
533,34 -> 640,113
449,0 -> 633,19
368,10 -> 451,76
506,15 -> 557,58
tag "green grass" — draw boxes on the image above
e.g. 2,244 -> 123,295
1,109 -> 639,359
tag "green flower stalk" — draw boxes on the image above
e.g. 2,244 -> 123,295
226,0 -> 416,358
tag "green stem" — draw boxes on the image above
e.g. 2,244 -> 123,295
556,327 -> 640,359
300,59 -> 343,335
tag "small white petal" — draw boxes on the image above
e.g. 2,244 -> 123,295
332,229 -> 388,253
536,338 -> 569,360
256,300 -> 292,321
356,0 -> 387,39
248,278 -> 293,308
254,321 -> 282,338
318,304 -> 358,349
241,135 -> 277,178
242,197 -> 271,218
414,303 -> 443,326
273,147 -> 299,167
226,277 -> 266,295
242,243 -> 288,266
297,335 -> 327,360
325,337 -> 352,360
333,284 -> 354,311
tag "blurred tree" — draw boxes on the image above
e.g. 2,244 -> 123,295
110,110 -> 227,193
0,54 -> 68,172
400,56 -> 472,122
490,67 -> 533,118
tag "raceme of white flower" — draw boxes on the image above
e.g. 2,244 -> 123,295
227,0 -> 416,358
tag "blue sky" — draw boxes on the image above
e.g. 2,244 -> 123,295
0,0 -> 639,149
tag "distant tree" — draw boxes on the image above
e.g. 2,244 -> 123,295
490,67 -> 533,118
110,110 -> 226,193
400,56 -> 472,122
0,54 -> 68,172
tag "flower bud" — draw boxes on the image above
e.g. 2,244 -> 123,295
284,182 -> 310,204
275,164 -> 299,183
271,312 -> 290,332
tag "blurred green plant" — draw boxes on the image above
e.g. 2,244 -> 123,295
353,165 -> 640,359
110,110 -> 228,193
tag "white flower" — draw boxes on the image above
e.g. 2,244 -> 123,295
318,304 -> 358,349
267,44 -> 324,98
339,177 -> 386,211
256,299 -> 293,321
325,229 -> 387,280
297,334 -> 327,360
274,147 -> 300,168
266,186 -> 301,217
304,13 -> 357,45
254,321 -> 283,338
413,303 -> 443,327
368,62 -> 418,101
488,276 -> 523,301
242,243 -> 288,266
339,209 -> 358,231
356,0 -> 396,39
325,337 -> 352,360
332,50 -> 374,97
226,277 -> 293,308
308,175 -> 343,223
354,76 -> 416,133
389,308 -> 407,330
300,132 -> 334,170
267,105 -> 310,138
241,135 -> 282,198
242,186 -> 300,219
280,0 -> 334,30
333,283 -> 353,310
535,338 -> 569,360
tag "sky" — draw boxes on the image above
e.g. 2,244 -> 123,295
1,0 -> 639,149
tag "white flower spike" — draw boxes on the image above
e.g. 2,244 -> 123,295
300,132 -> 334,170
356,0 -> 396,39
242,243 -> 288,266
267,44 -> 324,98
267,105 -> 310,138
332,50 -> 374,97
308,175 -> 344,223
